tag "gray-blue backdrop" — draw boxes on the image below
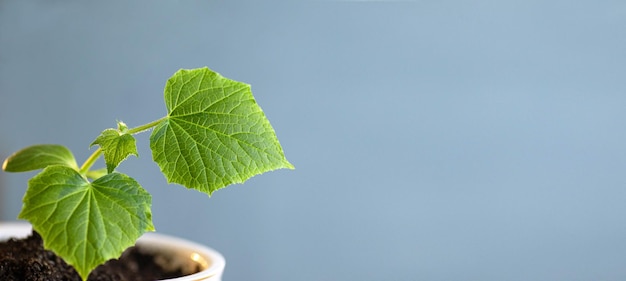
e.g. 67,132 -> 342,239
2,1 -> 626,280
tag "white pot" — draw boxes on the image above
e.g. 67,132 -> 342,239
0,222 -> 225,281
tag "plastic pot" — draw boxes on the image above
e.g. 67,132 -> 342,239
0,222 -> 225,281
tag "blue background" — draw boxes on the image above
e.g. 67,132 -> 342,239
2,1 -> 626,280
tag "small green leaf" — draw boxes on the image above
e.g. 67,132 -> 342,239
91,124 -> 138,173
150,67 -> 293,195
19,166 -> 154,280
2,144 -> 78,172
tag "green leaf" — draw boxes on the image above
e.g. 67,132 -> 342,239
150,67 -> 293,195
2,144 -> 78,172
19,166 -> 154,280
91,122 -> 138,173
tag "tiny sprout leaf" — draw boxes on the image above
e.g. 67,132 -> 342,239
150,67 -> 293,195
2,144 -> 78,172
91,127 -> 138,173
117,120 -> 129,132
19,166 -> 154,280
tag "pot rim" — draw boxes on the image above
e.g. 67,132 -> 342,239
0,221 -> 225,281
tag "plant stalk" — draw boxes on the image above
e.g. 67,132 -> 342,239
79,147 -> 102,175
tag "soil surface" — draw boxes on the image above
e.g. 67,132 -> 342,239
0,231 -> 191,281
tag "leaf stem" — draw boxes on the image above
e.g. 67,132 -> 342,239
80,147 -> 102,175
127,116 -> 167,134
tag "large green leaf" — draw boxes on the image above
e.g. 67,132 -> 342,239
18,166 -> 154,280
2,144 -> 78,172
150,67 -> 293,195
91,122 -> 139,173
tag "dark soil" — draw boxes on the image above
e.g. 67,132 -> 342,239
0,231 -> 193,281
